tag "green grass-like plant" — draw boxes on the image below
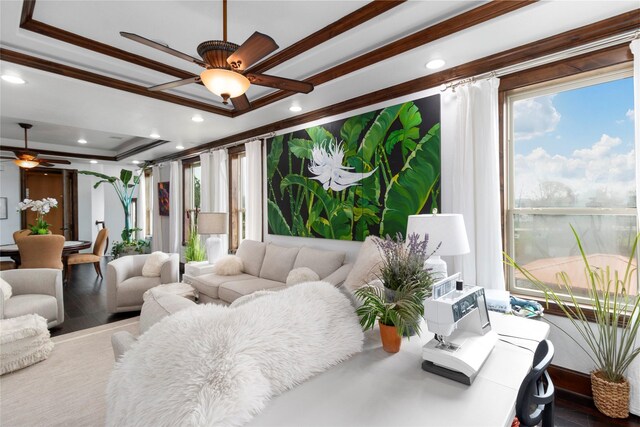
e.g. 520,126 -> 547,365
504,225 -> 640,383
184,226 -> 207,263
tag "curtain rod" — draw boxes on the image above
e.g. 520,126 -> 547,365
442,29 -> 639,92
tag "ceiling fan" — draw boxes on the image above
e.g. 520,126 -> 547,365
120,0 -> 314,111
0,123 -> 72,169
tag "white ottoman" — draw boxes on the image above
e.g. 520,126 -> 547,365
143,282 -> 198,302
1,314 -> 54,375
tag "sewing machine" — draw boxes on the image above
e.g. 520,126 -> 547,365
422,274 -> 498,385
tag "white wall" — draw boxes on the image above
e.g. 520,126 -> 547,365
0,162 -> 21,245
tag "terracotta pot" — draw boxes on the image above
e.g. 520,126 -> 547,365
379,321 -> 401,353
591,370 -> 629,419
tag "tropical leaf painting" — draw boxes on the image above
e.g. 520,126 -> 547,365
267,94 -> 440,241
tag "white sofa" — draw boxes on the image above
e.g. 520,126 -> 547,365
106,253 -> 180,313
183,240 -> 353,305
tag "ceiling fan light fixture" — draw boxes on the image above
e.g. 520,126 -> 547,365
200,68 -> 250,102
13,159 -> 39,169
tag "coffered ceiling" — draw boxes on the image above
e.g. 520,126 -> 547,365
0,0 -> 638,164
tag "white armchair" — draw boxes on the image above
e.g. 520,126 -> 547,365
0,269 -> 64,328
106,253 -> 179,313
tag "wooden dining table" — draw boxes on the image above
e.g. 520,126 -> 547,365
0,240 -> 92,267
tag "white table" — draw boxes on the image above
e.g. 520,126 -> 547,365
247,312 -> 550,427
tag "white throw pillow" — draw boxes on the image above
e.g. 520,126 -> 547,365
286,267 -> 320,286
213,255 -> 244,276
0,277 -> 12,301
142,252 -> 170,278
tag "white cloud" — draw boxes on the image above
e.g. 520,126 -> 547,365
513,95 -> 561,141
626,108 -> 635,121
514,134 -> 635,206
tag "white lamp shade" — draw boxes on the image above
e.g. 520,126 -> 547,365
406,214 -> 470,256
200,69 -> 250,98
198,212 -> 228,235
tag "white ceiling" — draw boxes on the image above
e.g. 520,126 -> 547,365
0,0 -> 637,163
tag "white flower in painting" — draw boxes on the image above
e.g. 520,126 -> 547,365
308,140 -> 376,192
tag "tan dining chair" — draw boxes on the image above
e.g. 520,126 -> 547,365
66,228 -> 109,280
13,229 -> 32,242
17,234 -> 65,270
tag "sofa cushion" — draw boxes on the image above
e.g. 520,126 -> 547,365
259,244 -> 299,283
213,255 -> 243,276
3,295 -> 58,323
139,289 -> 196,334
185,273 -> 254,299
218,278 -> 286,303
117,276 -> 161,308
286,267 -> 320,286
142,252 -> 169,277
293,247 -> 346,279
235,240 -> 267,277
0,276 -> 12,301
343,236 -> 383,293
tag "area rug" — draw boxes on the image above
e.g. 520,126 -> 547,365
0,317 -> 138,427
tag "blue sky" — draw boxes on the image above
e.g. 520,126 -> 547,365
512,76 -> 635,206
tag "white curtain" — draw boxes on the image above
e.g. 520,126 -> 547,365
200,152 -> 212,212
137,170 -> 146,240
168,161 -> 181,255
628,38 -> 640,417
245,139 -> 263,241
151,165 -> 163,252
441,77 -> 504,290
211,148 -> 229,255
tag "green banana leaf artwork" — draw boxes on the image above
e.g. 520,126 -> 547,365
267,94 -> 440,241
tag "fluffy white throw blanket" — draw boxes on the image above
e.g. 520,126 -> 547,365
106,281 -> 363,426
1,314 -> 53,375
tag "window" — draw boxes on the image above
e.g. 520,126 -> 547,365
144,169 -> 152,237
130,197 -> 138,238
505,66 -> 638,301
183,161 -> 201,244
229,148 -> 247,251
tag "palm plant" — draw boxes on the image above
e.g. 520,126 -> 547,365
504,225 -> 640,384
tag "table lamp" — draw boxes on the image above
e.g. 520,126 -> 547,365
197,212 -> 228,264
406,213 -> 470,281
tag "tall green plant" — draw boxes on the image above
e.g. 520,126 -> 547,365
79,169 -> 140,243
185,225 -> 207,262
504,226 -> 640,383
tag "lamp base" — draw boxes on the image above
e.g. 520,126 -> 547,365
424,256 -> 447,281
205,235 -> 223,264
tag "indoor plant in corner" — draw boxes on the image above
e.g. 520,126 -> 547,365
354,233 -> 433,353
79,168 -> 149,257
504,226 -> 640,419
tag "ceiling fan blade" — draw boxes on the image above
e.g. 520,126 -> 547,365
37,158 -> 72,165
231,94 -> 251,111
39,162 -> 55,167
120,32 -> 207,68
245,73 -> 313,94
149,76 -> 201,92
227,32 -> 278,72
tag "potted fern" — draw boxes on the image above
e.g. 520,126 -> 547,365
504,226 -> 640,418
354,233 -> 433,353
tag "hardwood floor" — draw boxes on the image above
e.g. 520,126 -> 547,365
51,260 -> 640,426
49,257 -> 137,337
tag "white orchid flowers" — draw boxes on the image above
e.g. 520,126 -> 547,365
308,139 -> 376,192
17,197 -> 58,216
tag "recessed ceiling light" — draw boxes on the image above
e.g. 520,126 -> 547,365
1,75 -> 25,84
77,139 -> 87,144
176,145 -> 185,150
132,160 -> 141,165
191,115 -> 204,123
289,105 -> 302,112
90,160 -> 98,164
149,133 -> 160,139
426,59 -> 446,70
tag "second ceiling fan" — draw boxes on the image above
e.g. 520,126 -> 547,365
121,0 -> 314,111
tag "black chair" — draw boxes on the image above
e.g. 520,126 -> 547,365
516,339 -> 555,427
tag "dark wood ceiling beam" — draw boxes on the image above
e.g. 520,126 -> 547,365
115,139 -> 169,161
241,0 -> 538,114
246,0 -> 406,75
0,48 -> 232,117
20,0 -> 35,26
155,10 -> 638,162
